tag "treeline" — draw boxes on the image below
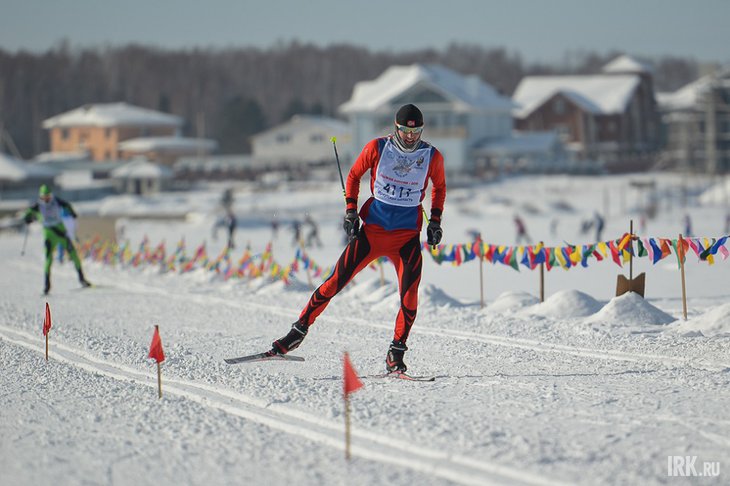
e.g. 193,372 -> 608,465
0,41 -> 703,158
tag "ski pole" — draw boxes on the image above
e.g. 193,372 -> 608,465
331,137 -> 346,199
20,224 -> 29,256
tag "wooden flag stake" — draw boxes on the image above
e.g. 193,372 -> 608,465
157,361 -> 162,399
678,233 -> 688,320
43,302 -> 52,361
155,324 -> 163,399
342,351 -> 363,461
148,324 -> 165,399
629,220 -> 634,281
478,237 -> 485,309
616,220 -> 646,297
344,394 -> 352,460
540,241 -> 545,302
300,239 -> 314,290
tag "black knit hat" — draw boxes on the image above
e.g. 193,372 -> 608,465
395,104 -> 424,128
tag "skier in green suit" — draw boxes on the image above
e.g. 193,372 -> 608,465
24,184 -> 92,295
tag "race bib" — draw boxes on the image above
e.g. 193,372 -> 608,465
373,140 -> 431,207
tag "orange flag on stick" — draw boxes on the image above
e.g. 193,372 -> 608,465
149,325 -> 165,399
343,352 -> 363,461
42,302 -> 52,336
343,352 -> 363,396
148,325 -> 165,363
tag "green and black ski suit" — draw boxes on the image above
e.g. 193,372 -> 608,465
24,195 -> 89,292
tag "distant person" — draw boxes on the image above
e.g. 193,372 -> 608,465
683,214 -> 693,237
549,218 -> 559,237
224,209 -> 236,249
304,214 -> 323,248
725,213 -> 730,235
271,214 -> 280,240
513,214 -> 531,244
267,103 -> 446,374
291,219 -> 302,246
594,211 -> 605,241
221,187 -> 234,211
579,218 -> 593,236
466,229 -> 481,241
23,185 -> 91,295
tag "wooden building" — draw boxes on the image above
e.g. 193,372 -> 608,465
512,55 -> 661,172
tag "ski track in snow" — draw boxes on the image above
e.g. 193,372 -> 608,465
4,174 -> 730,485
0,324 -> 558,486
95,276 -> 730,373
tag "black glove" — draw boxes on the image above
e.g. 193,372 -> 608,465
24,214 -> 33,224
343,209 -> 360,241
427,220 -> 442,246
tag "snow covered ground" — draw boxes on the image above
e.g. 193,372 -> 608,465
1,173 -> 729,485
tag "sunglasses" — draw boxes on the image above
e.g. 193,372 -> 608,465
396,124 -> 423,135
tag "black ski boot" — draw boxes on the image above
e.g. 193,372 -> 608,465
43,273 -> 51,296
272,321 -> 308,355
78,269 -> 91,288
385,340 -> 408,373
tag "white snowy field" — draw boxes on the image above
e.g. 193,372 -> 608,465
1,173 -> 729,486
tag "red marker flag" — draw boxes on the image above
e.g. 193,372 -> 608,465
42,302 -> 52,336
343,352 -> 363,396
148,326 -> 165,363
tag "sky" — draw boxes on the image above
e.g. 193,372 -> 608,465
2,0 -> 729,65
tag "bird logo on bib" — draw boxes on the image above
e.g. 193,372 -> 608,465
374,139 -> 432,207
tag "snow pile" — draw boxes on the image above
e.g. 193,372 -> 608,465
367,282 -> 463,312
675,303 -> 730,337
419,283 -> 466,308
698,178 -> 730,206
484,291 -> 540,314
586,292 -> 676,326
528,289 -> 604,318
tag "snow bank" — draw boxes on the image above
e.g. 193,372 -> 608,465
528,289 -> 604,318
586,292 -> 675,326
484,291 -> 540,314
675,303 -> 730,337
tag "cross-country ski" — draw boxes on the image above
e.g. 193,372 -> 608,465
371,372 -> 436,382
224,351 -> 305,364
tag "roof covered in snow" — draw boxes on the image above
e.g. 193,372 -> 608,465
512,75 -> 640,118
656,69 -> 730,111
118,136 -> 217,154
602,54 -> 653,74
0,153 -> 27,181
339,63 -> 515,114
110,159 -> 174,179
0,153 -> 57,181
252,115 -> 350,139
42,103 -> 182,129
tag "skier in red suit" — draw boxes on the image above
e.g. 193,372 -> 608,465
271,104 -> 446,373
